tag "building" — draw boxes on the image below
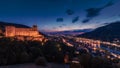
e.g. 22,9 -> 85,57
5,25 -> 45,41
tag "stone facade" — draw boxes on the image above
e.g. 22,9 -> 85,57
5,25 -> 44,41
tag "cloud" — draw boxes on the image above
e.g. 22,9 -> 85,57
62,24 -> 67,26
82,19 -> 90,23
86,8 -> 102,18
83,0 -> 114,23
59,24 -> 67,28
56,18 -> 63,22
72,16 -> 79,23
59,25 -> 62,28
66,9 -> 74,15
86,1 -> 114,18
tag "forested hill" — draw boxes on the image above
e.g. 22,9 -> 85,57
77,21 -> 120,42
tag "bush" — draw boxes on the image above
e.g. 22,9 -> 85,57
117,62 -> 120,68
35,57 -> 47,66
0,38 -> 45,65
70,62 -> 83,68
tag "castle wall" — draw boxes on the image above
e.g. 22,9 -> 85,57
15,28 -> 31,36
5,26 -> 15,37
5,25 -> 44,41
15,28 -> 40,37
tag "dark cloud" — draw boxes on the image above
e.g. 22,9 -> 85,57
82,19 -> 90,23
66,9 -> 74,15
86,1 -> 114,18
62,24 -> 67,26
86,8 -> 102,18
59,25 -> 62,28
72,16 -> 79,23
59,24 -> 67,28
56,18 -> 63,22
84,1 -> 114,23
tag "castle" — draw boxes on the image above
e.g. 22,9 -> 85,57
5,25 -> 45,41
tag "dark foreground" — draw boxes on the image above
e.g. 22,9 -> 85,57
0,63 -> 69,68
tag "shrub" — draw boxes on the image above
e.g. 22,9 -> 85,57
70,62 -> 83,68
35,57 -> 47,66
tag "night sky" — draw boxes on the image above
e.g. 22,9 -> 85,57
0,0 -> 120,32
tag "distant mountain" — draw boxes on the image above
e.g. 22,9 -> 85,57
44,29 -> 93,36
77,21 -> 120,42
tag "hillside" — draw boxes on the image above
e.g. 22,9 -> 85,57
78,21 -> 120,42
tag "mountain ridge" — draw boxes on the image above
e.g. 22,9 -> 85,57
77,21 -> 120,42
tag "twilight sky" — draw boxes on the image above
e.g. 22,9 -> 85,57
0,0 -> 120,32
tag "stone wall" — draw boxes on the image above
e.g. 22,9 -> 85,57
5,25 -> 44,41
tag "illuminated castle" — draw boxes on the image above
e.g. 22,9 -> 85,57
5,25 -> 44,41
